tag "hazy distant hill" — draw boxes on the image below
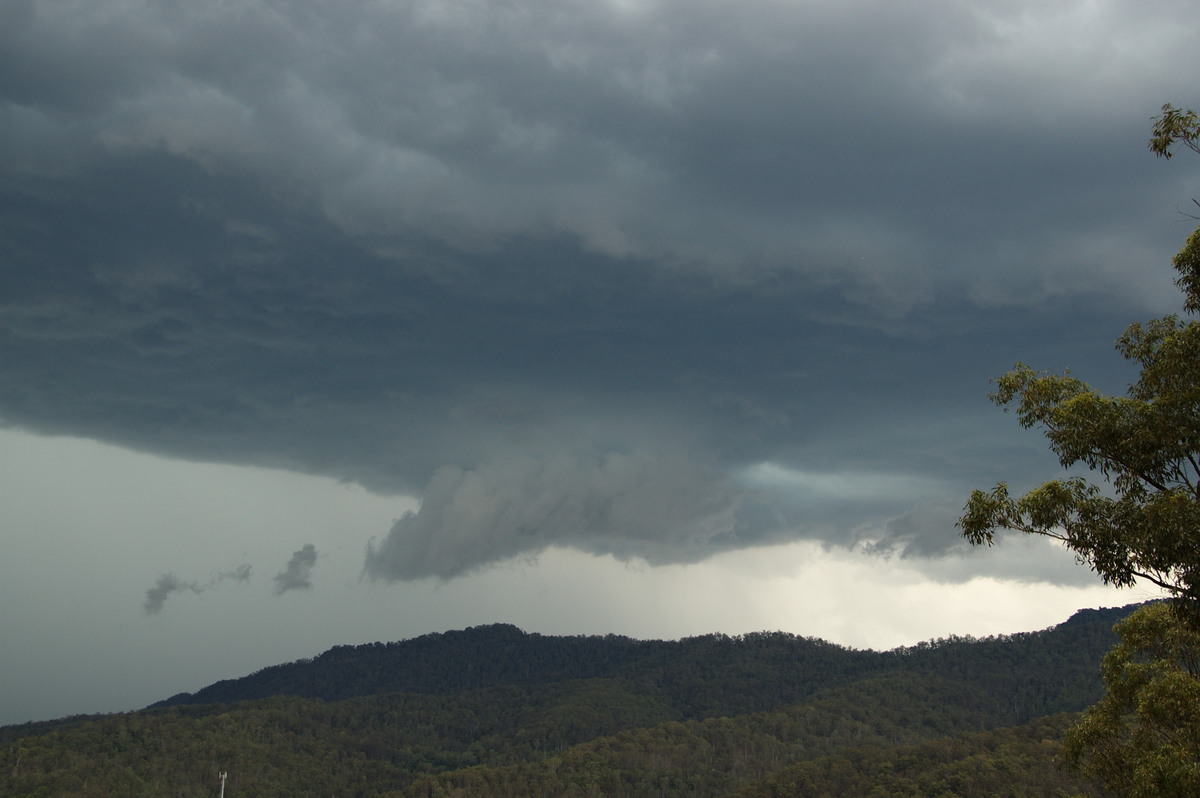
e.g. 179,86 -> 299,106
1,604 -> 1139,797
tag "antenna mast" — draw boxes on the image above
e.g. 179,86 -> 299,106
218,771 -> 227,798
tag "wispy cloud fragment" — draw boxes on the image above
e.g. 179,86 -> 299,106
273,544 -> 317,595
143,573 -> 201,615
142,564 -> 252,615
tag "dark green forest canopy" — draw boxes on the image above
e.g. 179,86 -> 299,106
147,606 -> 1135,716
2,604 -> 1139,797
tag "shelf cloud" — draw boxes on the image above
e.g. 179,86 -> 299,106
3,0 -> 1196,583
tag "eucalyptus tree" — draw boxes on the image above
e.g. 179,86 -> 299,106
959,104 -> 1200,796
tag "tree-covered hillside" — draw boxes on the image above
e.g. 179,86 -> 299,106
153,604 -> 1133,720
1,604 -> 1137,797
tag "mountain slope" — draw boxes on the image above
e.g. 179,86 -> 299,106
1,604 -> 1138,797
151,603 -> 1135,723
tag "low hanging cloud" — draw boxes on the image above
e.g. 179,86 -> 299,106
273,544 -> 318,595
142,565 -> 251,615
869,500 -> 969,559
364,450 -> 744,581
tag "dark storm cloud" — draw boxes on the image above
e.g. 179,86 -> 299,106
3,0 -> 1197,583
274,545 -> 318,595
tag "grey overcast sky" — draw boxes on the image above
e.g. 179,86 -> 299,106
1,0 -> 1195,725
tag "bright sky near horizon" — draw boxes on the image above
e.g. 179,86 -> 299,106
0,0 -> 1192,726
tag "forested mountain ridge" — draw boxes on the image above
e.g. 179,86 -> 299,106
2,604 -> 1139,797
152,603 -> 1134,719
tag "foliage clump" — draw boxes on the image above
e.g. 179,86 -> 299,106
960,103 -> 1200,795
1063,602 -> 1200,797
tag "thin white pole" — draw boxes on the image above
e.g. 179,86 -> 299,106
218,771 -> 227,798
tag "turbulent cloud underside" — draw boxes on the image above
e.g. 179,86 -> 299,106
3,0 -> 1197,582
